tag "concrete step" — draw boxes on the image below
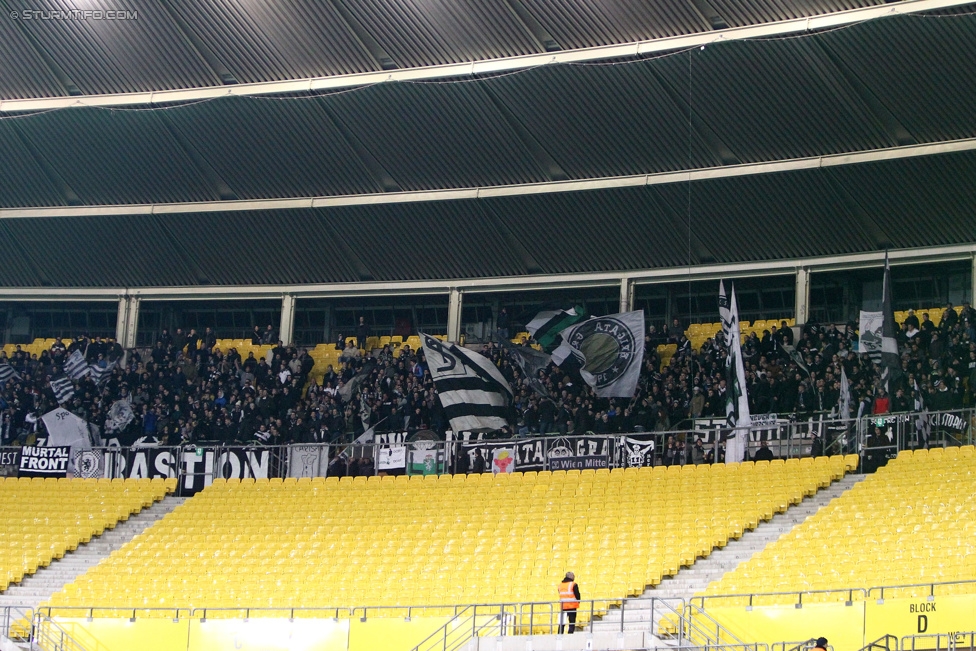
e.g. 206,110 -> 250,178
590,474 -> 866,633
0,495 -> 185,610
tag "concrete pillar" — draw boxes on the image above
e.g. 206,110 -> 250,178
971,253 -> 975,305
447,288 -> 462,343
115,296 -> 141,349
619,278 -> 634,313
795,267 -> 811,326
279,294 -> 296,346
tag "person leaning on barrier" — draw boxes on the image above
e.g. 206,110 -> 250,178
557,571 -> 581,634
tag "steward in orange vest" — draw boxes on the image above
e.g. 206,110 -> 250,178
557,572 -> 581,634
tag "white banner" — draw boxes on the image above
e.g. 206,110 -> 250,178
287,445 -> 329,478
377,445 -> 406,470
858,310 -> 883,358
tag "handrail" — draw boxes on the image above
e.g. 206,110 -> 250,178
685,601 -> 750,647
692,587 -> 869,608
772,639 -> 835,651
1,605 -> 34,641
693,576 -> 976,611
34,612 -> 91,651
860,634 -> 899,651
869,578 -> 976,600
902,631 -> 976,651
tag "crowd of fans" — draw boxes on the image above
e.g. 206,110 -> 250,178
0,301 -> 973,452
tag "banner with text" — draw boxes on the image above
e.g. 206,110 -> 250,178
19,445 -> 70,477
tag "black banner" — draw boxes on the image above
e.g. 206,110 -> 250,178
106,446 -> 274,494
617,435 -> 656,468
459,439 -> 546,473
0,449 -> 21,477
546,436 -> 611,471
19,445 -> 70,477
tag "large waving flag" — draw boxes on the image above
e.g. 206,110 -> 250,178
0,363 -> 21,385
719,281 -> 751,464
526,306 -> 586,353
501,340 -> 551,397
879,253 -> 901,392
550,311 -> 645,398
421,333 -> 513,433
63,350 -> 90,381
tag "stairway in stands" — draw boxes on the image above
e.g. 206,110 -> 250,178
590,473 -> 865,640
0,495 -> 185,612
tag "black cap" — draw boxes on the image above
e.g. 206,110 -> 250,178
816,638 -> 828,647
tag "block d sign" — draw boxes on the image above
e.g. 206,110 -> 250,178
19,446 -> 70,477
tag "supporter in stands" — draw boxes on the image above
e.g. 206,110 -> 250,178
814,637 -> 828,651
356,317 -> 369,351
472,448 -> 486,474
557,571 -> 581,634
495,307 -> 510,342
753,440 -> 774,462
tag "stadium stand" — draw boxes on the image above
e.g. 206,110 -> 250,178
701,446 -> 976,605
43,458 -> 850,623
0,478 -> 174,592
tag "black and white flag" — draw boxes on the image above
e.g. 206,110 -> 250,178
500,340 -> 550,396
88,361 -> 116,387
63,350 -> 90,381
719,281 -> 751,464
50,375 -> 75,404
879,253 -> 901,392
420,333 -> 513,433
0,363 -> 21,385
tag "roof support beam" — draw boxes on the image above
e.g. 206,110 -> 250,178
1,244 -> 972,302
3,137 -> 974,220
0,0 -> 968,113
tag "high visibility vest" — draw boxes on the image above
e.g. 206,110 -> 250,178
558,581 -> 579,610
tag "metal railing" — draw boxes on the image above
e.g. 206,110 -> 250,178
861,635 -> 900,651
692,587 -> 868,609
692,576 -> 976,611
1,605 -> 33,642
33,614 -> 91,651
903,632 -> 976,651
773,639 -> 835,651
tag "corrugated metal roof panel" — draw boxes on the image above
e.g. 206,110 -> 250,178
821,13 -> 976,143
323,81 -> 548,190
160,210 -> 364,285
656,37 -> 897,162
519,0 -> 710,48
4,0 -> 220,94
484,186 -> 694,274
164,95 -> 383,199
0,121 -> 67,208
323,201 -> 527,281
15,107 -> 220,205
0,18 -> 65,99
486,61 -> 722,178
707,0 -> 884,28
0,215 -> 199,286
169,0 -> 380,82
652,169 -> 878,262
338,0 -> 542,68
827,150 -> 976,248
0,222 -> 45,286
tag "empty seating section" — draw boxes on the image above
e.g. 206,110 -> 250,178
702,447 -> 976,605
47,459 -> 848,620
0,478 -> 173,591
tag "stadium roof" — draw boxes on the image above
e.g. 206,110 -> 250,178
3,11 -> 976,210
2,148 -> 975,288
1,0 -> 974,292
0,0 -> 959,102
